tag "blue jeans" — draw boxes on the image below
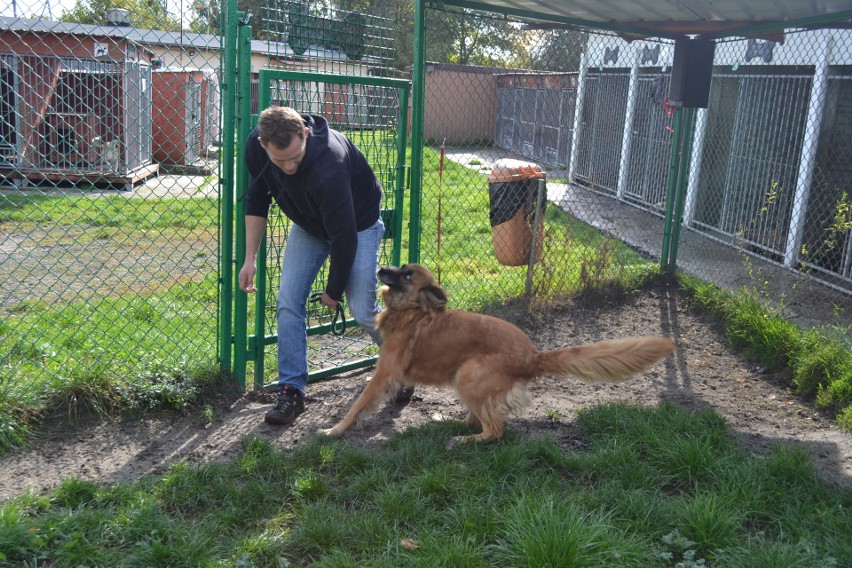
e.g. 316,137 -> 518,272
276,218 -> 384,394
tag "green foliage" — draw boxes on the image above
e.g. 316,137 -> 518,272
658,529 -> 708,567
673,493 -> 742,556
526,28 -> 589,71
425,6 -> 526,67
792,327 -> 852,402
2,403 -> 848,566
60,0 -> 181,31
491,495 -> 650,566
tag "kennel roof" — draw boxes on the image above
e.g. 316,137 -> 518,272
438,0 -> 852,40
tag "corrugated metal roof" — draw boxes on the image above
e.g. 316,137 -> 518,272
0,16 -> 354,60
0,16 -> 221,49
440,0 -> 852,39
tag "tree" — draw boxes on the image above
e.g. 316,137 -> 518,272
425,7 -> 525,67
180,0 -> 582,73
189,0 -> 221,34
61,0 -> 182,32
526,28 -> 588,72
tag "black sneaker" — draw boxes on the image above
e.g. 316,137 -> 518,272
394,385 -> 415,404
264,386 -> 305,425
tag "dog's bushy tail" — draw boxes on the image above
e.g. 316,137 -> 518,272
534,336 -> 675,383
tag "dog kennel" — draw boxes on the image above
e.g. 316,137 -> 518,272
0,26 -> 157,186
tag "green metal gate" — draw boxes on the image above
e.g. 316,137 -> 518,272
233,70 -> 410,389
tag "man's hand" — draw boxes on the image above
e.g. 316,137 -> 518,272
238,262 -> 257,293
320,292 -> 338,310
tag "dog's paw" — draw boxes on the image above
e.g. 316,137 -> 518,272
443,435 -> 468,450
318,426 -> 343,438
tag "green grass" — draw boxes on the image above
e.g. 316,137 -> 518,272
0,273 -> 223,452
415,146 -> 658,311
0,194 -> 219,229
0,196 -> 222,450
1,403 -> 848,566
678,273 -> 852,432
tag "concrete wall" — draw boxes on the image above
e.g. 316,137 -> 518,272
424,63 -> 499,144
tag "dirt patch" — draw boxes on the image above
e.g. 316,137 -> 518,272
1,282 -> 850,500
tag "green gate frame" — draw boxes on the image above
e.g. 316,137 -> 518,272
231,68 -> 410,389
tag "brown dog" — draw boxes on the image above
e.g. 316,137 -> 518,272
320,264 -> 675,448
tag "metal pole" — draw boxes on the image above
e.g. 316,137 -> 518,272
568,51 -> 588,183
409,0 -> 427,263
218,0 -> 238,378
232,11 -> 252,389
617,46 -> 640,200
660,107 -> 683,274
668,107 -> 696,269
682,107 -> 707,225
392,84 -> 411,267
525,177 -> 546,296
785,29 -> 833,267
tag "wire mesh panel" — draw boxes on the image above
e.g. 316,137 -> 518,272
685,31 -> 852,304
802,73 -> 852,281
419,7 -> 656,312
256,79 -> 407,384
623,72 -> 673,210
495,74 -> 577,167
246,0 -> 404,386
0,3 -> 223,438
694,71 -> 811,259
573,70 -> 629,194
417,4 -> 851,334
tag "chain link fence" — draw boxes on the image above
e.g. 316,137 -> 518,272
419,5 -> 852,333
0,2 -> 223,439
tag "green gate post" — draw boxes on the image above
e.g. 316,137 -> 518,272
218,0 -> 239,377
393,85 -> 410,267
667,107 -> 696,269
232,13 -> 253,388
660,106 -> 697,274
409,0 -> 427,263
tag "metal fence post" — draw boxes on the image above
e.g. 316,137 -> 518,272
232,10 -> 253,388
410,0 -> 427,264
668,106 -> 696,269
784,30 -> 833,268
660,107 -> 684,273
218,0 -> 240,377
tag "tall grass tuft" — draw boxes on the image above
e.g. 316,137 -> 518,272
490,494 -> 652,566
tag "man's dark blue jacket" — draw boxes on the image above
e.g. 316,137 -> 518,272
244,114 -> 382,301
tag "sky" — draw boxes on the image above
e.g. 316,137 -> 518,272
1,0 -> 195,27
2,0 -> 80,19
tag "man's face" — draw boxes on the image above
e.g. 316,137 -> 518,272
259,128 -> 307,175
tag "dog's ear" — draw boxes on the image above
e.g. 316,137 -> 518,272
418,284 -> 447,311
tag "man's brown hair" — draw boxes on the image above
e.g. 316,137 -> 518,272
258,106 -> 305,148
